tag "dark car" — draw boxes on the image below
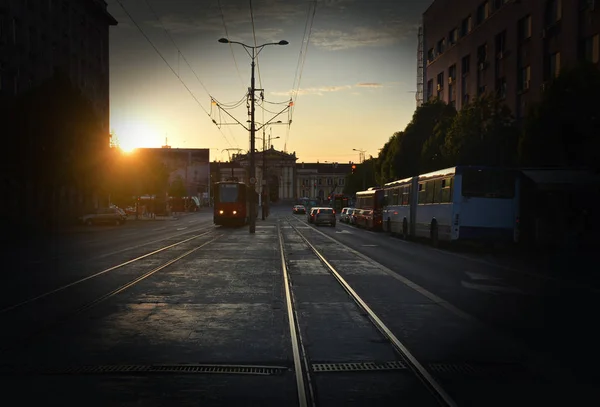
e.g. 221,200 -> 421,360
314,207 -> 336,227
293,205 -> 306,214
307,207 -> 319,223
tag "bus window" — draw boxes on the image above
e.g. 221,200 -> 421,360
439,177 -> 453,203
402,186 -> 411,205
462,169 -> 515,199
425,181 -> 435,203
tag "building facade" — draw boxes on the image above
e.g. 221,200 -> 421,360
0,0 -> 117,134
0,0 -> 117,231
137,148 -> 211,202
424,0 -> 600,119
209,151 -> 355,203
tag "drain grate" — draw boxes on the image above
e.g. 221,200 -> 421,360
427,362 -> 530,377
0,364 -> 288,376
312,361 -> 407,373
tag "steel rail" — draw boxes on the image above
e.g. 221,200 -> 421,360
285,218 -> 457,407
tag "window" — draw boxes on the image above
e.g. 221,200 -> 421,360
461,169 -> 515,199
427,48 -> 435,63
477,43 -> 488,64
545,0 -> 562,25
461,54 -> 470,76
436,72 -> 444,97
495,30 -> 506,57
477,1 -> 490,25
518,15 -> 532,41
546,52 -> 561,79
496,77 -> 507,99
327,178 -> 332,186
581,34 -> 600,63
437,38 -> 446,54
519,66 -> 531,91
339,178 -> 345,186
418,182 -> 427,204
449,28 -> 458,46
401,186 -> 411,205
448,64 -> 457,103
440,178 -> 453,203
461,16 -> 472,37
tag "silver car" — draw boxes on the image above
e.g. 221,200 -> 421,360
314,207 -> 336,227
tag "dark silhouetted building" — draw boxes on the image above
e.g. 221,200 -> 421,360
423,0 -> 599,119
0,0 -> 117,134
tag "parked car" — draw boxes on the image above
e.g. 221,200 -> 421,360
314,207 -> 336,227
80,207 -> 127,226
293,205 -> 306,214
340,207 -> 353,223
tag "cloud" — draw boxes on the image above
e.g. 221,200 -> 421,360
356,82 -> 382,88
144,0 -> 307,39
310,21 -> 419,51
272,81 -> 394,96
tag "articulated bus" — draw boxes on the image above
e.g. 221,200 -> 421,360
382,166 -> 520,245
354,188 -> 385,231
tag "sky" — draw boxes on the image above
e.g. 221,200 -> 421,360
106,0 -> 434,163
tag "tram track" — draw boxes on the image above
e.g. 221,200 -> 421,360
0,230 -> 223,353
278,218 -> 456,407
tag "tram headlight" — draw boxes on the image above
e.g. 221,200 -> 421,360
219,210 -> 224,214
233,211 -> 237,215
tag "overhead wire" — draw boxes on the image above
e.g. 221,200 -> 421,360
285,0 -> 317,151
115,0 -> 233,147
217,0 -> 246,90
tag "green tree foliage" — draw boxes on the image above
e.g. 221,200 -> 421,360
519,62 -> 600,170
343,157 -> 377,195
443,93 -> 519,166
374,99 -> 456,184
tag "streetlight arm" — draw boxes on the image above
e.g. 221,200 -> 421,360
256,107 -> 291,131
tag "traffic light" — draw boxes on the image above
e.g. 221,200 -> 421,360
351,165 -> 356,174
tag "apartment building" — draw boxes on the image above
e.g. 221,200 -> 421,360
423,0 -> 600,119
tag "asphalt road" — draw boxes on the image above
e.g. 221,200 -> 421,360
290,206 -> 598,390
0,206 -> 596,405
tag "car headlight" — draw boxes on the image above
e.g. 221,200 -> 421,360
233,211 -> 237,215
219,210 -> 224,214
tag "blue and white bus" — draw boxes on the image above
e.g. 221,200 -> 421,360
382,166 -> 521,245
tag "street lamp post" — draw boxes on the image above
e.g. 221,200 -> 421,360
218,38 -> 288,233
353,148 -> 367,190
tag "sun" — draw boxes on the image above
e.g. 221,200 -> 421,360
113,120 -> 160,152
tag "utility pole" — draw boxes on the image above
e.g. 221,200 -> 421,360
262,126 -> 266,220
217,37 -> 289,233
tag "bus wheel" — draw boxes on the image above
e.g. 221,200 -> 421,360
402,219 -> 408,240
430,221 -> 439,248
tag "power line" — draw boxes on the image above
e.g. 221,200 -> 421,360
218,0 -> 246,90
114,0 -> 233,147
143,0 -> 211,96
285,0 -> 317,150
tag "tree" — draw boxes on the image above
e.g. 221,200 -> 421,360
519,61 -> 600,170
374,99 -> 456,185
343,157 -> 377,195
443,93 -> 518,167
